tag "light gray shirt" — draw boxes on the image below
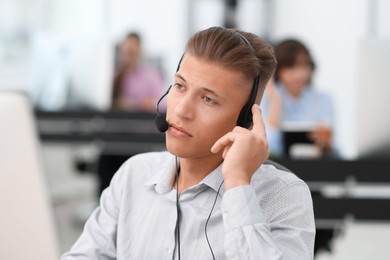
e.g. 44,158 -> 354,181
61,151 -> 315,260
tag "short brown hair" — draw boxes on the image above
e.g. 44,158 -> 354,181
274,39 -> 315,82
184,26 -> 276,101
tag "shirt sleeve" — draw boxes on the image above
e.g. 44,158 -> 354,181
60,164 -> 126,260
221,184 -> 315,260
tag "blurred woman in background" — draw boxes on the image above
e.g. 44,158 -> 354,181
262,38 -> 336,159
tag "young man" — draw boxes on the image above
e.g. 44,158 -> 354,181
62,27 -> 315,260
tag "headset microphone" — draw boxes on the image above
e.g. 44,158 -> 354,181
155,54 -> 183,133
155,113 -> 168,133
154,86 -> 171,132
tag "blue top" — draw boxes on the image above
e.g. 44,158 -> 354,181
261,83 -> 334,156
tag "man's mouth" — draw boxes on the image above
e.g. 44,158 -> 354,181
169,123 -> 192,137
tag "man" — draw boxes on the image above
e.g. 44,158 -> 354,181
112,32 -> 165,111
62,26 -> 315,260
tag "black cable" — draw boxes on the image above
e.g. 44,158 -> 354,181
175,155 -> 224,259
204,180 -> 225,260
175,157 -> 181,260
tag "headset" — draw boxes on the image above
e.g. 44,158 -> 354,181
237,74 -> 259,128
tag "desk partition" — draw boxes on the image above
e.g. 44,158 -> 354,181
36,110 -> 390,227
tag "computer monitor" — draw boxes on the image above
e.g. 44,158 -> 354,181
29,32 -> 113,111
0,90 -> 60,260
281,121 -> 321,159
356,39 -> 390,158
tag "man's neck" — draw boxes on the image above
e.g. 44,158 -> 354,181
175,154 -> 223,193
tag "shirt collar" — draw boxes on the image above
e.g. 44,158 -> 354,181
200,164 -> 225,197
144,155 -> 177,194
144,157 -> 225,197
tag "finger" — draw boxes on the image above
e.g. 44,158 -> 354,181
210,132 -> 236,153
231,126 -> 248,133
250,104 -> 262,130
251,105 -> 267,137
222,145 -> 231,159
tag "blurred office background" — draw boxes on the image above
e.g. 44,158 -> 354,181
2,0 -> 390,159
1,0 -> 390,259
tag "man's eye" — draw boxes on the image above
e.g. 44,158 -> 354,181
203,96 -> 215,104
174,83 -> 184,89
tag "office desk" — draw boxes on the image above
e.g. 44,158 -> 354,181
36,110 -> 390,226
36,110 -> 166,153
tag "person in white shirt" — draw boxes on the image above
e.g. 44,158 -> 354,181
61,26 -> 315,260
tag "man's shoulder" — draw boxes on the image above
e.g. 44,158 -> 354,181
249,163 -> 312,208
125,150 -> 172,167
252,162 -> 309,195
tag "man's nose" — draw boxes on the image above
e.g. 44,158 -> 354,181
174,93 -> 195,120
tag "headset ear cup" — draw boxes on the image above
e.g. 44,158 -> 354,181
237,103 -> 252,128
237,76 -> 259,128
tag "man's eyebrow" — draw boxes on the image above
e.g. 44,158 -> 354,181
174,73 -> 187,82
174,72 -> 225,100
201,87 -> 222,99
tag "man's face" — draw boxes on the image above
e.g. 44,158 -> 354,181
165,54 -> 250,159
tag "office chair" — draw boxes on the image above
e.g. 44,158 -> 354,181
264,159 -> 293,173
